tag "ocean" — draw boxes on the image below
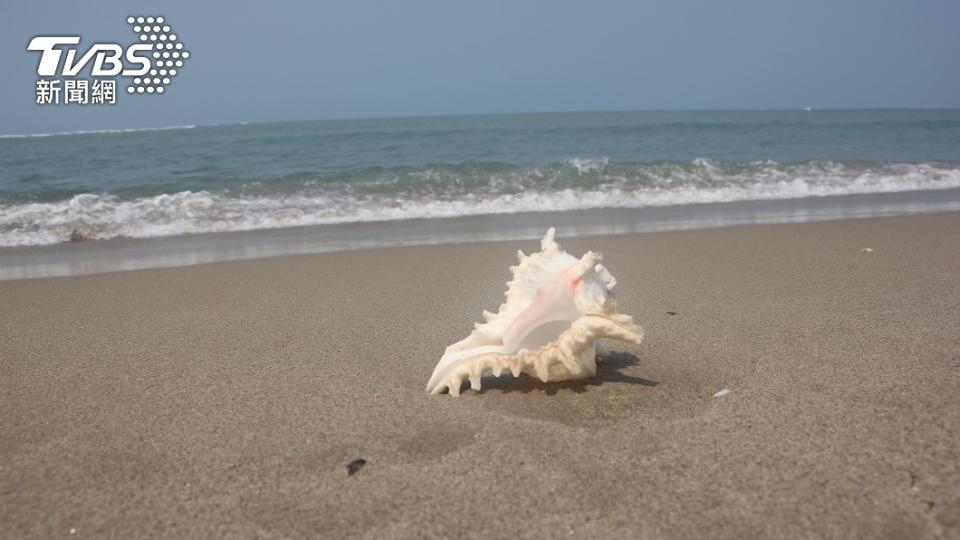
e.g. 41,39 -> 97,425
2,109 -> 960,278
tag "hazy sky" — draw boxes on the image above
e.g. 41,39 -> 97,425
2,0 -> 958,134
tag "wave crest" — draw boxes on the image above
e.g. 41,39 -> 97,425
0,125 -> 196,139
2,159 -> 959,246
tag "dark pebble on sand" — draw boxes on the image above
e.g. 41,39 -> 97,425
346,459 -> 366,476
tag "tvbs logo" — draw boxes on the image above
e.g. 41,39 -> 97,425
27,16 -> 190,105
28,37 -> 153,77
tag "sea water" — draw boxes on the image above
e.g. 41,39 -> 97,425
1,109 -> 959,277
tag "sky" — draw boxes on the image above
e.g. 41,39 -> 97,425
1,0 -> 958,135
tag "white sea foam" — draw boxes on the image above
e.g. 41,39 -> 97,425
0,125 -> 196,139
1,160 -> 959,246
565,157 -> 610,174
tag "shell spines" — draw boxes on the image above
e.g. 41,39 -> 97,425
428,312 -> 643,396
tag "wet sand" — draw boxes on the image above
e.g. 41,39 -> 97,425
1,214 -> 958,538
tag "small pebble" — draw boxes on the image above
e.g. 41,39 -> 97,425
713,388 -> 730,398
346,458 -> 367,476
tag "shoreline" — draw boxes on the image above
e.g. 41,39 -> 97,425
2,213 -> 958,537
2,187 -> 960,281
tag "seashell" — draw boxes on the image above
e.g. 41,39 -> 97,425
426,228 -> 643,396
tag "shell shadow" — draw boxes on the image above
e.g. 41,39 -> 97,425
475,351 -> 657,396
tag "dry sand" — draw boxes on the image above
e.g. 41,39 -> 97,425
1,214 -> 959,538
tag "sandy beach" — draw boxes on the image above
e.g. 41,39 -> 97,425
1,213 -> 958,538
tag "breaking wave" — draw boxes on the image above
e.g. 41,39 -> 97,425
2,159 -> 959,246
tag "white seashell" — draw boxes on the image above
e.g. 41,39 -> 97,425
426,228 -> 644,396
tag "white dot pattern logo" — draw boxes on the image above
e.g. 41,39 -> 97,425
126,15 -> 190,95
